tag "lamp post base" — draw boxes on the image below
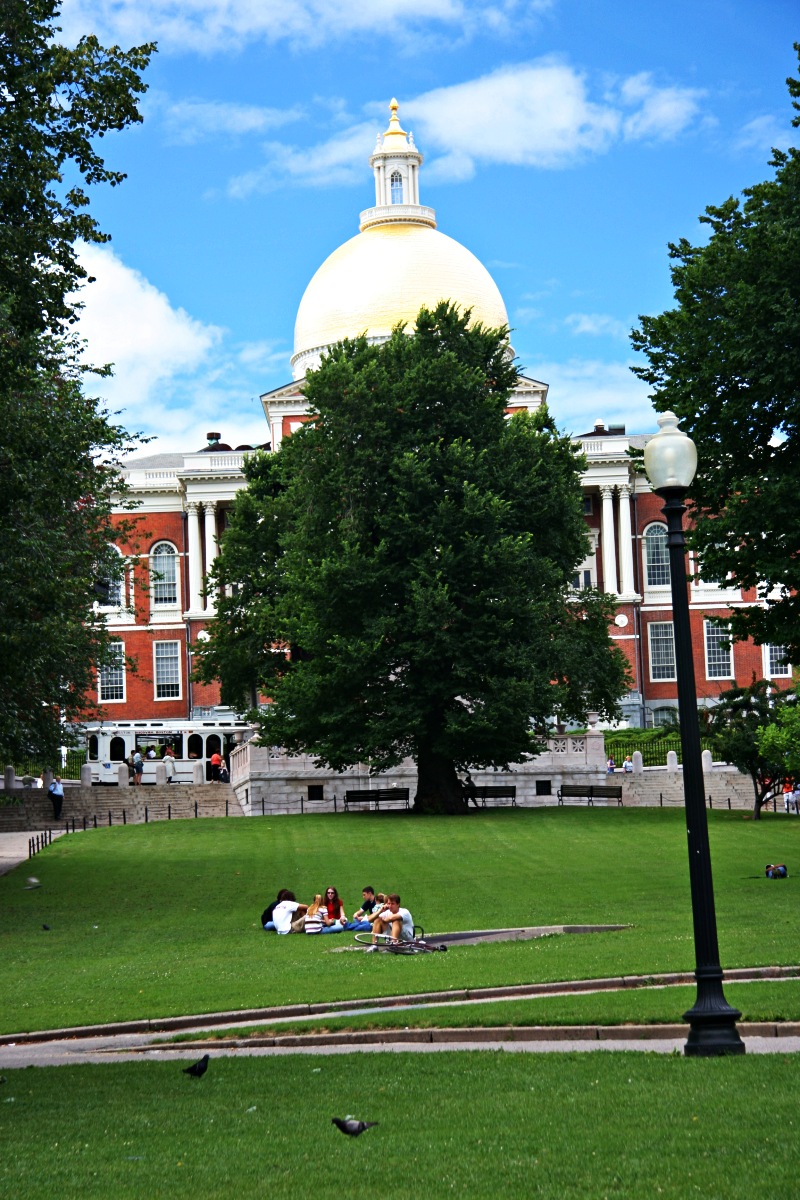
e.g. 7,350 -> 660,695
683,980 -> 746,1056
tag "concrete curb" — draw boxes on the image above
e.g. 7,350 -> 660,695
2,963 -> 798,1046
132,1021 -> 800,1052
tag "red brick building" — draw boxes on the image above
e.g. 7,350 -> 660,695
84,101 -> 789,777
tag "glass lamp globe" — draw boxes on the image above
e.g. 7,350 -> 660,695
643,411 -> 698,492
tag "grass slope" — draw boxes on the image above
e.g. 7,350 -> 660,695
1,808 -> 797,1034
3,1054 -> 799,1199
183,980 -> 800,1040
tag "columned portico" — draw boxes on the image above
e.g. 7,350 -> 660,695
617,483 -> 638,598
600,485 -> 619,595
186,501 -> 204,613
203,501 -> 218,613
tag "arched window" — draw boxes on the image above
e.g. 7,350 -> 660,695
390,171 -> 403,204
88,735 -> 99,761
109,736 -> 126,761
187,733 -> 203,760
151,542 -> 178,606
643,523 -> 670,588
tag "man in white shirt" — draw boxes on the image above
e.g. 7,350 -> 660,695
368,894 -> 413,951
272,892 -> 308,935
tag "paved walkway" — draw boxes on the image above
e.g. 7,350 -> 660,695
0,830 -> 64,877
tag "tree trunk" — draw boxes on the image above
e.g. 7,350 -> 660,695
414,745 -> 465,814
752,772 -> 762,821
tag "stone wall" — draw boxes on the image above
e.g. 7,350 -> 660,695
229,731 -> 608,814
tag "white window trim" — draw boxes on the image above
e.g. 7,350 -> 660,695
150,541 -> 181,615
763,644 -> 791,680
153,640 -> 182,702
648,621 -> 676,683
98,641 -> 126,704
704,620 -> 734,681
642,522 -> 671,592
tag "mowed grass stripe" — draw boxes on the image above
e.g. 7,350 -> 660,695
1,807 -> 797,1034
3,1053 -> 799,1199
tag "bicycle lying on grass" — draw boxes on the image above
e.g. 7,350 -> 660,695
354,929 -> 448,955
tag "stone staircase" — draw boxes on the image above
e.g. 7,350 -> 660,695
620,767 -> 758,811
0,784 -> 244,832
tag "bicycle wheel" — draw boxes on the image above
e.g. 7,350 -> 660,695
354,932 -> 396,948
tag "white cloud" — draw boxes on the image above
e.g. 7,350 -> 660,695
519,356 -> 655,435
228,121 -> 375,196
404,60 -> 621,170
235,60 -> 706,195
565,312 -> 631,341
160,97 -> 304,145
734,114 -> 795,156
75,245 -> 286,451
617,73 -> 704,142
58,0 -> 499,53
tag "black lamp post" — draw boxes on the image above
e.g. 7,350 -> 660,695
644,412 -> 745,1057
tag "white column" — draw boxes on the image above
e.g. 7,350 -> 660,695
204,501 -> 218,614
600,485 -> 619,596
186,501 -> 203,613
617,483 -> 636,597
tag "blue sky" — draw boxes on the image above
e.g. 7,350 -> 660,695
61,0 -> 798,451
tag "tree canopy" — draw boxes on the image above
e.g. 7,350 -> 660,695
0,1 -> 153,761
704,678 -> 793,819
631,45 -> 800,657
197,303 -> 630,812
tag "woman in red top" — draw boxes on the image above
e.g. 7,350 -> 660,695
320,886 -> 347,933
209,750 -> 223,782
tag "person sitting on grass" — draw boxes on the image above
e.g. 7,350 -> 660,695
345,886 -> 379,932
367,894 -> 413,952
261,888 -> 291,931
320,886 -> 348,932
271,891 -> 309,935
304,895 -> 325,934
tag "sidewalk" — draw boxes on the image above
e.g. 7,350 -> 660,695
0,830 -> 65,877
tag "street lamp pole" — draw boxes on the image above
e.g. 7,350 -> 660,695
644,413 -> 745,1057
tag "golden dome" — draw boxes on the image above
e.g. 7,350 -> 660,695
292,221 -> 508,376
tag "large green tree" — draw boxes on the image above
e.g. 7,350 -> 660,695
0,2 -> 153,761
632,46 -> 800,657
704,678 -> 793,820
198,304 -> 629,812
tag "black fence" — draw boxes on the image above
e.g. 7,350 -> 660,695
604,736 -> 715,768
8,749 -> 86,782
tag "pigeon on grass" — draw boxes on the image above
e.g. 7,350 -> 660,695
24,878 -> 41,890
183,1054 -> 210,1078
332,1117 -> 378,1137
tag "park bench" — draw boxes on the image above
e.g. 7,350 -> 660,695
557,783 -> 623,807
464,784 -> 517,807
343,788 -> 410,812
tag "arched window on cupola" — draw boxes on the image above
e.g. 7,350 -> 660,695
390,171 -> 403,204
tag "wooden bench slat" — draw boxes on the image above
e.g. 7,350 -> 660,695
343,788 -> 410,811
557,783 -> 623,807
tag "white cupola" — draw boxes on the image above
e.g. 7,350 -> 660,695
359,99 -> 437,232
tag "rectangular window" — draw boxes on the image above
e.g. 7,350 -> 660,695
705,621 -> 733,680
766,645 -> 791,678
582,495 -> 593,516
154,641 -> 181,699
571,568 -> 592,590
99,642 -> 125,702
648,622 -> 676,681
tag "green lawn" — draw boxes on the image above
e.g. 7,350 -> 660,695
3,1053 -> 798,1199
1,808 -> 798,1034
181,980 -> 800,1040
